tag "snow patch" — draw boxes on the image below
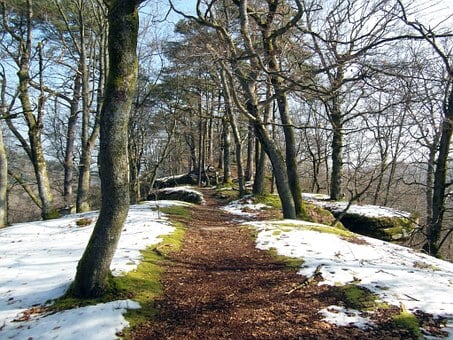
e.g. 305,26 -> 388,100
0,201 -> 178,339
320,305 -> 373,329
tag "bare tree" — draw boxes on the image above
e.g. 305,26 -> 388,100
396,1 -> 453,256
0,67 -> 9,227
1,0 -> 58,219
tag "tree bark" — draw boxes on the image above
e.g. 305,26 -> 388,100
329,109 -> 343,200
253,139 -> 266,195
222,116 -> 232,184
63,72 -> 81,210
262,26 -> 305,217
425,83 -> 453,256
71,0 -> 140,298
220,68 -> 245,195
14,0 -> 57,220
0,71 -> 8,227
245,123 -> 254,181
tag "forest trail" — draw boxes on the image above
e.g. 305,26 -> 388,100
129,188 -> 405,339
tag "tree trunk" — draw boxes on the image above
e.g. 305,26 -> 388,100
0,74 -> 8,227
425,84 -> 453,256
222,117 -> 232,184
245,123 -> 254,181
63,72 -> 81,211
330,109 -> 343,200
253,139 -> 266,195
75,12 -> 106,213
260,17 -> 305,215
237,0 -> 295,218
425,142 -> 437,227
0,127 -> 7,227
253,84 -> 270,196
10,0 -> 57,220
220,69 -> 245,195
71,0 -> 140,298
21,80 -> 55,220
253,117 -> 296,218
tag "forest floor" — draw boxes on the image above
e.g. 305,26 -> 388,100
128,188 -> 425,339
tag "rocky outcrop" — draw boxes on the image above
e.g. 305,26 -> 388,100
147,187 -> 204,204
302,194 -> 418,242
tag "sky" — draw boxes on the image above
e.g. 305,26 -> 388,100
1,191 -> 453,338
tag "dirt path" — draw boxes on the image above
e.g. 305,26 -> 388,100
129,189 -> 406,339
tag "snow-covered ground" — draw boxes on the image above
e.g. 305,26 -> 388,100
246,219 -> 453,336
302,193 -> 411,218
223,197 -> 453,336
3,194 -> 453,338
0,200 -> 188,339
221,195 -> 267,217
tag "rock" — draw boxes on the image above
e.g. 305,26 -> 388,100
147,187 -> 204,204
302,194 -> 417,242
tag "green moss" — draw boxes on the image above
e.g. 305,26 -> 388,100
304,203 -> 345,229
392,310 -> 422,338
335,284 -> 384,311
159,205 -> 192,219
43,209 -> 60,220
214,185 -> 239,201
337,212 -> 416,242
270,221 -> 353,238
75,218 -> 93,227
52,219 -> 186,335
267,247 -> 304,270
119,221 -> 186,331
53,273 -> 130,310
254,194 -> 282,209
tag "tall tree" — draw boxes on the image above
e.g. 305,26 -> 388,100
300,0 -> 400,200
1,0 -> 58,219
71,0 -> 142,298
396,2 -> 453,256
0,67 -> 9,227
251,0 -> 305,216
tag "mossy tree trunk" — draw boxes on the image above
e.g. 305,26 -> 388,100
71,0 -> 141,298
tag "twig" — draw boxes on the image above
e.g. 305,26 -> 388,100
286,265 -> 323,295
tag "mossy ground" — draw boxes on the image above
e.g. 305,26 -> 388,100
267,247 -> 304,270
254,194 -> 282,209
391,309 -> 422,338
333,284 -> 384,311
214,184 -> 239,201
268,220 -> 353,238
51,205 -> 188,334
118,221 -> 186,331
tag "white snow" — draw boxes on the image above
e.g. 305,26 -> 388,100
221,196 -> 267,217
3,194 -> 453,337
302,193 -> 411,218
159,186 -> 203,196
246,219 -> 453,335
320,305 -> 374,329
0,200 -> 184,339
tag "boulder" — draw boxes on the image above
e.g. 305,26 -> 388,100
302,194 -> 417,242
147,186 -> 204,204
